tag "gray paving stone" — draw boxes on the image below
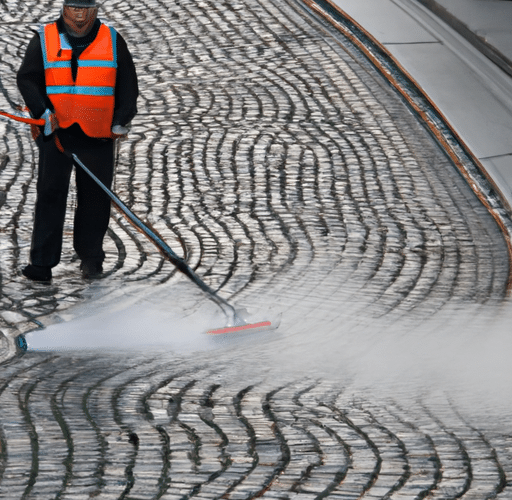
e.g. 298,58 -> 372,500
0,0 -> 511,497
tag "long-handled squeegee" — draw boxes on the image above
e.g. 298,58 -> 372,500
1,109 -> 275,335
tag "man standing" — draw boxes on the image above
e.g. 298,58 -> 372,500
17,0 -> 138,281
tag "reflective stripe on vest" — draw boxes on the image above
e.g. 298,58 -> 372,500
40,22 -> 117,138
47,86 -> 115,96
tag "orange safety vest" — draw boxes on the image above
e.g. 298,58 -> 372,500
39,22 -> 117,138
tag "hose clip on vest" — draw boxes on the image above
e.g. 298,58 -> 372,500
42,108 -> 59,136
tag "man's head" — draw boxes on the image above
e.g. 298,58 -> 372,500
62,0 -> 98,37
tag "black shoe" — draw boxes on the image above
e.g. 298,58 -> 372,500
22,264 -> 52,282
80,260 -> 103,279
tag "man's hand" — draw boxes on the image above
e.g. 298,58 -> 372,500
112,124 -> 130,138
42,109 -> 59,136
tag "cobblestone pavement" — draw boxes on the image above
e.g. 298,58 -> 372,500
1,0 -> 512,498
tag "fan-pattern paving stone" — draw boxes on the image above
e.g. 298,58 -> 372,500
1,353 -> 512,499
0,0 -> 511,498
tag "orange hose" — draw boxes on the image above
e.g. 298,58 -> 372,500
0,110 -> 45,126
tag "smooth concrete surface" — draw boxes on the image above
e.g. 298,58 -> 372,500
388,41 -> 512,159
482,154 -> 512,201
326,0 -> 438,43
330,0 -> 512,208
424,0 -> 512,60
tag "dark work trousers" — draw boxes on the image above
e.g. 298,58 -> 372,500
30,129 -> 115,268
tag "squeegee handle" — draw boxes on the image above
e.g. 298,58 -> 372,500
71,153 -> 181,262
69,152 -> 235,314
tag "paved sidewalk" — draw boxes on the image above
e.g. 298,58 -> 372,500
417,0 -> 512,77
331,0 -> 512,210
1,0 -> 512,497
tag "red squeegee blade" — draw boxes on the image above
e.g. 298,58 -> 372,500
206,320 -> 273,335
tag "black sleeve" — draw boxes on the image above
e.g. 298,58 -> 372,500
16,33 -> 53,119
113,32 -> 139,127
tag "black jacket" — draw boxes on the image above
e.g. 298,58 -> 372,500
17,17 -> 139,131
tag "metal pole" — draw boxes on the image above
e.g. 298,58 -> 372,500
70,153 -> 237,322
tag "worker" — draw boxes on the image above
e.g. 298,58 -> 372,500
17,0 -> 139,281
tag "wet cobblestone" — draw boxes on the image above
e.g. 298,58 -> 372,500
2,352 -> 512,499
0,0 -> 511,497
